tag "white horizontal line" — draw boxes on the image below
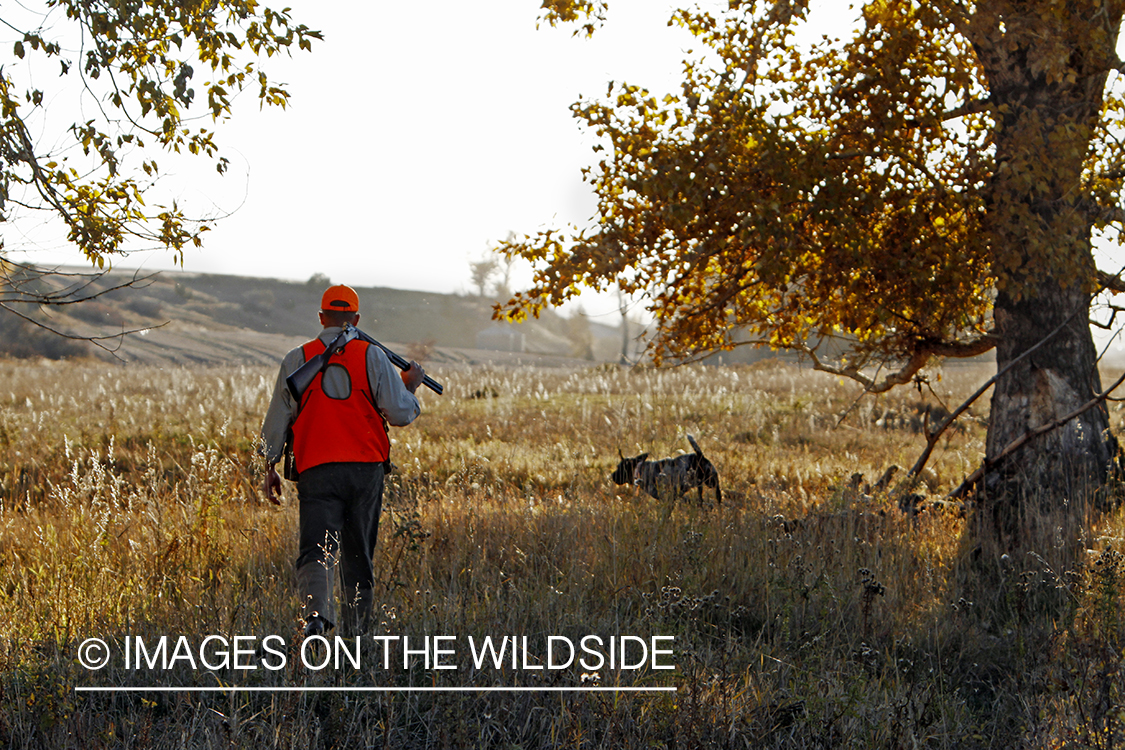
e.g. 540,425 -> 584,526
75,686 -> 676,693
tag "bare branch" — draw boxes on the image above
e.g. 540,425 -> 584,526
802,346 -> 929,393
1090,305 -> 1125,329
800,333 -> 998,394
903,97 -> 993,128
0,262 -> 158,306
924,335 -> 999,358
905,312 -> 1077,483
939,97 -> 994,122
1099,268 -> 1125,294
0,300 -> 165,359
0,262 -> 167,357
827,150 -> 878,161
949,369 -> 1125,499
1087,203 -> 1125,227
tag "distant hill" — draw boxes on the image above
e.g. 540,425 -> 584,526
2,265 -> 1017,370
0,267 -> 645,366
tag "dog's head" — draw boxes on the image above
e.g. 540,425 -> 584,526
611,450 -> 649,486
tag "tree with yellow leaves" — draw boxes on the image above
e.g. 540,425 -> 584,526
502,1 -> 1125,546
0,1 -> 319,345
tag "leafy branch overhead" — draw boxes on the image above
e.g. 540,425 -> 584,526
507,1 -> 1125,382
0,0 -> 321,265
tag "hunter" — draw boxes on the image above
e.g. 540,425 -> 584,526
260,283 -> 424,636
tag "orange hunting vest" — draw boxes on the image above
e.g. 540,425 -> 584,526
291,338 -> 390,472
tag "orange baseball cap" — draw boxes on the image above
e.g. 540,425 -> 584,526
321,284 -> 360,312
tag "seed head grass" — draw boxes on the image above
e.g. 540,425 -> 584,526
2,358 -> 1125,747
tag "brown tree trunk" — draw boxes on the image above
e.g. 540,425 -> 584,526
971,2 -> 1121,557
986,285 -> 1115,494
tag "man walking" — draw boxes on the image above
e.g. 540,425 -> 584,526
260,284 -> 424,636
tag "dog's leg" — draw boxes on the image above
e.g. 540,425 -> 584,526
710,466 -> 722,506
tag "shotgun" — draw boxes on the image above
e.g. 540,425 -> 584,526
286,323 -> 444,401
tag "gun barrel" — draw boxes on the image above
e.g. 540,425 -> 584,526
287,329 -> 444,399
356,330 -> 444,395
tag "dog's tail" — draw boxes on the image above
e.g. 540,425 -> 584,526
687,434 -> 704,456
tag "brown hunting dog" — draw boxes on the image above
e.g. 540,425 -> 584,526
611,435 -> 722,505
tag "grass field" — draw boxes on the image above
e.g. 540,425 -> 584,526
3,358 -> 1125,748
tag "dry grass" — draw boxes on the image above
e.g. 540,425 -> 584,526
2,357 -> 1125,748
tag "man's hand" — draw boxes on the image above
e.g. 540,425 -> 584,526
401,361 -> 425,394
263,465 -> 282,505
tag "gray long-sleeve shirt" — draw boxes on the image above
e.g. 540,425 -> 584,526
260,327 -> 421,464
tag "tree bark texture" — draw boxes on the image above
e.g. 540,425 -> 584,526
974,2 -> 1121,530
988,287 -> 1115,496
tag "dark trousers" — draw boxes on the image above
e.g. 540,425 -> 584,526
295,462 -> 384,633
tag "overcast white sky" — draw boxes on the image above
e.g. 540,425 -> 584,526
168,0 -> 700,300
